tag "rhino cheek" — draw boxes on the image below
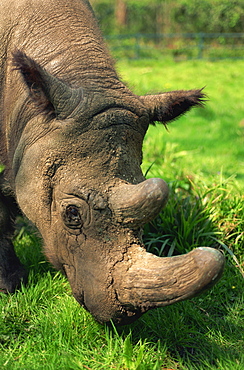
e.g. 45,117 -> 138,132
64,249 -> 119,323
15,162 -> 45,226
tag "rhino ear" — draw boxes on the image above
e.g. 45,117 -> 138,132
13,50 -> 55,117
140,89 -> 206,126
13,50 -> 84,120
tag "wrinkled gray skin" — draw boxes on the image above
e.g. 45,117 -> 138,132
0,0 -> 224,325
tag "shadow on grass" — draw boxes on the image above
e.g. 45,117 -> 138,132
14,216 -> 57,280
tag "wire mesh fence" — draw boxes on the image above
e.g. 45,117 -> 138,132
106,33 -> 244,60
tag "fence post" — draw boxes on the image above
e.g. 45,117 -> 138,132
134,34 -> 141,59
197,33 -> 204,59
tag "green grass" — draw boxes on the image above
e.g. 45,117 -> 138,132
117,58 -> 244,186
1,58 -> 244,369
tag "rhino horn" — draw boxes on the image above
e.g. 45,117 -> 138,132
13,50 -> 84,119
109,179 -> 224,325
109,178 -> 169,226
112,245 -> 225,324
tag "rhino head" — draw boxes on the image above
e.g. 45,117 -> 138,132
13,51 -> 224,325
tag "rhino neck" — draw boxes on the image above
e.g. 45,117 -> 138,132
6,0 -> 118,85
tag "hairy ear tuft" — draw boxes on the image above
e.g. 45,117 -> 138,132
140,89 -> 207,126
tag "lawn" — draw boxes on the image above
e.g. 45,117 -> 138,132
0,58 -> 243,369
117,58 -> 244,186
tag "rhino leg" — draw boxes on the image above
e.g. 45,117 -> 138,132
0,195 -> 26,293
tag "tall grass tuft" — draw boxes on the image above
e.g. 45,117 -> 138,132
144,172 -> 244,282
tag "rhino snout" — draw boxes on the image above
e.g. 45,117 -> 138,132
62,179 -> 224,325
66,244 -> 225,325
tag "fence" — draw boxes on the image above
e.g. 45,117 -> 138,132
105,33 -> 244,60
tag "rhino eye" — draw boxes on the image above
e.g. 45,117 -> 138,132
63,205 -> 83,229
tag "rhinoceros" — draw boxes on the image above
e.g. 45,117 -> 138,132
0,0 -> 224,324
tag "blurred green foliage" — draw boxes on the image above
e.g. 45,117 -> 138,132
90,0 -> 244,35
